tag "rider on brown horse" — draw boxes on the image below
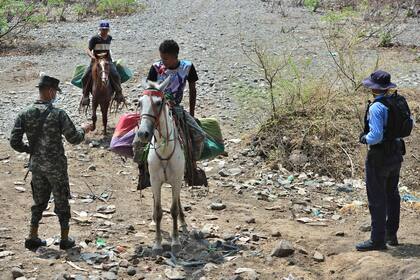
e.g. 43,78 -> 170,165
81,20 -> 124,106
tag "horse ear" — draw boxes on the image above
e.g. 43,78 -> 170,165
147,81 -> 160,90
143,78 -> 160,90
141,78 -> 149,89
157,75 -> 171,91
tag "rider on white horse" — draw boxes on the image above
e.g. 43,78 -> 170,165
134,40 -> 206,189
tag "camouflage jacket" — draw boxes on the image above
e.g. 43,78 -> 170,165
10,100 -> 85,174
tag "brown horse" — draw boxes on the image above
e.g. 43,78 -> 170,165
91,53 -> 113,135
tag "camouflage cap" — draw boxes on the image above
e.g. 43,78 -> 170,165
36,75 -> 62,92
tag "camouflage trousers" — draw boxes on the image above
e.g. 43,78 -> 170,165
30,171 -> 71,229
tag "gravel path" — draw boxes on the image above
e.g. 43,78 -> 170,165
0,0 -> 418,137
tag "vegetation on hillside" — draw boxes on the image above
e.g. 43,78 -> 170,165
0,0 -> 145,42
238,2 -> 419,182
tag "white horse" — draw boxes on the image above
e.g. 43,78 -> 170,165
136,77 -> 187,254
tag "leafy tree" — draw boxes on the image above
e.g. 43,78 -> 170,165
0,1 -> 45,41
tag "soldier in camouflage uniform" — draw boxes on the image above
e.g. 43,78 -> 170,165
10,75 -> 92,250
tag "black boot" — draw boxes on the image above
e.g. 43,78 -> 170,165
81,72 -> 92,106
59,228 -> 75,250
192,167 -> 208,187
114,91 -> 125,103
385,233 -> 399,246
81,95 -> 90,106
81,82 -> 91,106
25,238 -> 47,250
25,225 -> 46,250
137,163 -> 151,190
190,160 -> 208,187
355,239 -> 387,251
60,238 -> 75,250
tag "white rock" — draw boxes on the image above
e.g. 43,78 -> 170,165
229,168 -> 242,176
165,268 -> 186,279
203,263 -> 218,272
296,217 -> 313,223
14,187 -> 26,193
210,202 -> 226,211
332,214 -> 342,221
313,251 -> 325,262
271,240 -> 294,257
235,267 -> 259,280
228,139 -> 242,144
0,251 -> 14,258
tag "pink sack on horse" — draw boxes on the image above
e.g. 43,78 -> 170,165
110,113 -> 140,157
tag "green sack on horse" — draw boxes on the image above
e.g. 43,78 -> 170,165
198,118 -> 225,161
71,59 -> 133,89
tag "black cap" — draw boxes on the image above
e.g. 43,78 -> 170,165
36,75 -> 62,92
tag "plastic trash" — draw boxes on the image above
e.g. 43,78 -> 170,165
96,238 -> 106,247
401,194 -> 420,202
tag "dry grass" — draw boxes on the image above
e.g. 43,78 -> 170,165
252,82 -> 364,178
251,86 -> 419,189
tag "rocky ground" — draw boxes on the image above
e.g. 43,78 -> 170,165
0,0 -> 419,279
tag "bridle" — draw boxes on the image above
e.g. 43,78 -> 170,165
94,55 -> 109,88
139,89 -> 178,162
140,90 -> 165,131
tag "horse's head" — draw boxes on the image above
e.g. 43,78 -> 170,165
136,77 -> 171,143
95,53 -> 109,87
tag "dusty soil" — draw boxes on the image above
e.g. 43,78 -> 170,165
0,0 -> 419,279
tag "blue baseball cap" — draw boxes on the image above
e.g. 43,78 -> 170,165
99,20 -> 110,29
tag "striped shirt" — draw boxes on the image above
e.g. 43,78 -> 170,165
88,34 -> 112,59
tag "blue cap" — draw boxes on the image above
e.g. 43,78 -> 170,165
99,20 -> 110,29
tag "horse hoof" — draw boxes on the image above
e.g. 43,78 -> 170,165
152,245 -> 163,256
171,243 -> 182,254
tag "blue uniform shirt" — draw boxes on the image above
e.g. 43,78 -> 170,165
366,95 -> 388,145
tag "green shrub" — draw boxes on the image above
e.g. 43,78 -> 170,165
0,1 -> 41,40
303,0 -> 319,12
321,7 -> 357,23
378,30 -> 393,47
73,3 -> 88,18
97,0 -> 142,16
47,0 -> 65,8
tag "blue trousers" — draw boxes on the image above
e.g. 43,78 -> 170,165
365,157 -> 401,243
